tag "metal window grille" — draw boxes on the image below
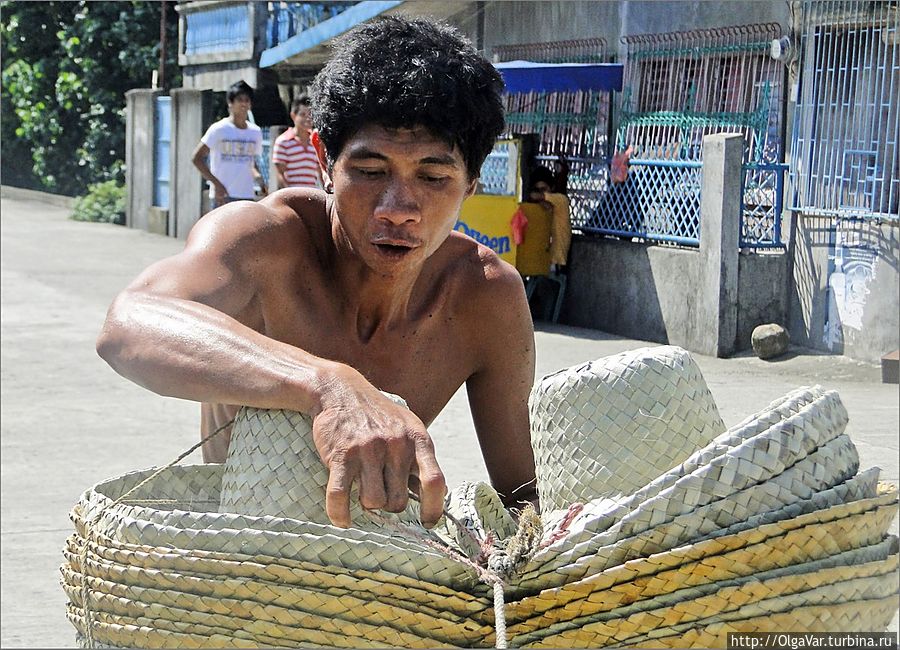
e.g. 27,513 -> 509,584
619,23 -> 785,163
493,38 -> 610,64
496,38 -> 612,162
494,38 -> 612,228
792,0 -> 899,219
618,24 -> 788,247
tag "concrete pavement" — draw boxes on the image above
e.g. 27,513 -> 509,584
2,187 -> 897,647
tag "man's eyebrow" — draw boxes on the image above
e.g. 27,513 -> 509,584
345,147 -> 387,161
344,147 -> 460,167
419,154 -> 460,167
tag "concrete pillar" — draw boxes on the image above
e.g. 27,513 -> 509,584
698,133 -> 744,357
124,89 -> 161,231
170,88 -> 214,240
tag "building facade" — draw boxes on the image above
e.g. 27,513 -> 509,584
126,0 -> 898,363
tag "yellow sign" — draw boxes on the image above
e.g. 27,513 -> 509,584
456,194 -> 520,264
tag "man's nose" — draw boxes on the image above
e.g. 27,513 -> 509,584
374,179 -> 420,225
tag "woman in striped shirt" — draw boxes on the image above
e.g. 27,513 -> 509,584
273,95 -> 324,189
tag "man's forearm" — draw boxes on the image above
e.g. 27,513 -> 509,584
97,291 -> 342,416
192,157 -> 224,192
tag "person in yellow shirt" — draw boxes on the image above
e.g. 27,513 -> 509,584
527,164 -> 571,273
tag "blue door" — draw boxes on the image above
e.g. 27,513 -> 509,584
154,96 -> 171,209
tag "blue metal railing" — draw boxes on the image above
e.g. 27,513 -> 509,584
183,4 -> 252,56
153,96 -> 171,209
791,1 -> 899,220
741,163 -> 787,248
581,159 -> 703,245
266,2 -> 358,49
531,155 -> 785,248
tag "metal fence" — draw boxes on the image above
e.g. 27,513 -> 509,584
493,27 -> 789,248
616,23 -> 788,246
619,23 -> 785,164
791,0 -> 899,219
496,38 -> 612,161
742,163 -> 788,247
583,159 -> 703,245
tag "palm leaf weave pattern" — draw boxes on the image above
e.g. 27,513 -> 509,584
62,345 -> 899,647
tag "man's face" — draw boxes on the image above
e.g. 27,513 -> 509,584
328,124 -> 476,277
228,93 -> 252,120
291,105 -> 313,134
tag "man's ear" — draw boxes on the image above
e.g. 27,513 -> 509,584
311,130 -> 332,186
465,176 -> 479,199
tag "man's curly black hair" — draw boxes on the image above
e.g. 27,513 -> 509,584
310,15 -> 505,180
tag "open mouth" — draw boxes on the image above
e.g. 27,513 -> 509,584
372,240 -> 417,259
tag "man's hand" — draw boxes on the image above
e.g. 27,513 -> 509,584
213,182 -> 228,204
311,371 -> 447,529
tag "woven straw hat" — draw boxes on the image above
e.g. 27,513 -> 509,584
62,345 -> 900,648
219,393 -> 423,530
530,345 -> 725,511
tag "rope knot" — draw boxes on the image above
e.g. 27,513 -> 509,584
484,503 -> 543,580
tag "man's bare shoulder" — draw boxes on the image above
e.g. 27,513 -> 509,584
440,231 -> 527,306
187,188 -> 329,261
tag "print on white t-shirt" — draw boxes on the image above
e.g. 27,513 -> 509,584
201,118 -> 263,199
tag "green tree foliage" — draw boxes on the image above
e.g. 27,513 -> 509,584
71,180 -> 126,224
1,1 -> 180,196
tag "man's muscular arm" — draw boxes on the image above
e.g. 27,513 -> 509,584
96,200 -> 446,528
465,256 -> 539,511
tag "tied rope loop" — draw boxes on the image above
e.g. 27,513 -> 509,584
367,497 -> 544,649
78,417 -> 236,649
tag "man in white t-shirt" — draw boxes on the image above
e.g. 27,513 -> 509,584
191,80 -> 268,208
272,94 -> 323,190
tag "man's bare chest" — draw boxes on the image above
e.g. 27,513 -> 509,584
258,290 -> 473,424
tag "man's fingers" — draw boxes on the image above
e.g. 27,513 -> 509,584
413,442 -> 447,528
324,462 -> 353,528
358,461 -> 388,511
384,457 -> 411,512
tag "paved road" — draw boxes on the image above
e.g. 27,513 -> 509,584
2,188 -> 897,647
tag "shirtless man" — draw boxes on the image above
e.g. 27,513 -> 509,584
96,16 -> 537,529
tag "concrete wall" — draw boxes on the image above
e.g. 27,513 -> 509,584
737,251 -> 789,351
562,237 -> 702,345
620,1 -> 789,36
124,89 -> 162,232
171,88 -> 216,240
482,2 -> 622,57
481,0 -> 789,59
563,238 -> 789,356
696,133 -> 743,357
788,215 -> 899,363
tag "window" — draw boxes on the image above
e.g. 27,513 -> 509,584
620,24 -> 785,163
792,2 -> 899,217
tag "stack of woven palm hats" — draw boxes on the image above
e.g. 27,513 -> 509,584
61,345 -> 899,648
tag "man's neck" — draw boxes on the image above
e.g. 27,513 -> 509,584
229,115 -> 248,129
328,210 -> 423,342
293,127 -> 310,145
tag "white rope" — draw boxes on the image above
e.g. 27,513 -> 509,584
493,581 -> 508,649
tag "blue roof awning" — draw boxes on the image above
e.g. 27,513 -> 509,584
260,1 -> 403,68
494,61 -> 624,94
